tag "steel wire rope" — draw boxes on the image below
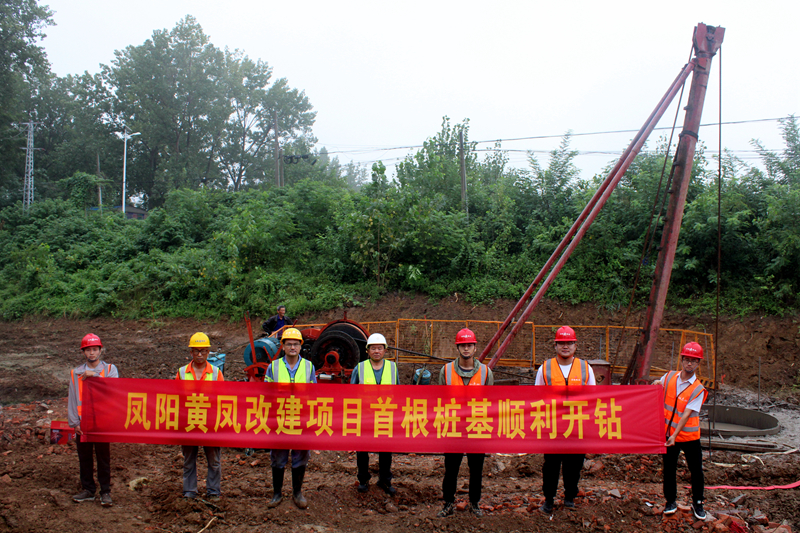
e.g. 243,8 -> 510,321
710,46 -> 723,454
615,45 -> 695,384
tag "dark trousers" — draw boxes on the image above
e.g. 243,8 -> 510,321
76,434 -> 111,494
663,439 -> 704,503
542,453 -> 585,501
442,453 -> 485,504
356,451 -> 393,485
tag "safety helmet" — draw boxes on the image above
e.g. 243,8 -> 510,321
188,332 -> 211,348
555,326 -> 577,342
281,327 -> 304,345
81,333 -> 103,350
680,341 -> 704,359
455,328 -> 477,345
366,333 -> 387,348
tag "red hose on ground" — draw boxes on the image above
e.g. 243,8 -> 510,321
705,479 -> 800,490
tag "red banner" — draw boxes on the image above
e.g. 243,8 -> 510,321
83,378 -> 665,454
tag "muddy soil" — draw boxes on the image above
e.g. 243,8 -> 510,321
1,295 -> 798,532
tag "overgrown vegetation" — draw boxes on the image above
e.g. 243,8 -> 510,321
1,116 -> 798,319
1,5 -> 798,319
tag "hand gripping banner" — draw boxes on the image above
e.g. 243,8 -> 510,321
82,378 -> 666,454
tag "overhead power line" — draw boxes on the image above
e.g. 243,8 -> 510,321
321,116 -> 792,157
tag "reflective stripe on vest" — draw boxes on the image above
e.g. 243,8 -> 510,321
542,358 -> 589,386
178,363 -> 221,381
358,360 -> 397,384
71,365 -> 107,417
663,371 -> 708,441
271,358 -> 313,383
444,361 -> 487,385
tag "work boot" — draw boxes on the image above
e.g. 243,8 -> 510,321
469,502 -> 484,517
357,482 -> 369,493
100,493 -> 113,507
267,467 -> 284,508
438,502 -> 455,517
563,499 -> 576,510
692,501 -> 706,520
292,466 -> 308,509
72,489 -> 95,502
540,498 -> 554,514
377,479 -> 396,496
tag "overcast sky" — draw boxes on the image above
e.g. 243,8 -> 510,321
40,0 -> 800,180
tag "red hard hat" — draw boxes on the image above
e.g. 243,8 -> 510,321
455,328 -> 477,345
81,333 -> 103,350
680,341 -> 704,359
555,326 -> 577,342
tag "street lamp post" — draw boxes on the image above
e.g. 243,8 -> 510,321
121,127 -> 140,216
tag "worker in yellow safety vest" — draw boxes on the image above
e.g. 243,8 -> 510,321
68,333 -> 119,507
176,332 -> 224,499
658,341 -> 709,520
351,333 -> 399,495
535,326 -> 596,514
265,327 -> 317,509
437,328 -> 494,518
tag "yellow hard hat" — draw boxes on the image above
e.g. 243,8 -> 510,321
281,328 -> 303,344
189,332 -> 211,348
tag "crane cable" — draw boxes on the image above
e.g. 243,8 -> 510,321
612,45 -> 695,381
709,46 -> 723,454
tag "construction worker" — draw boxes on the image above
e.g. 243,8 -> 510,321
437,328 -> 493,518
262,305 -> 292,337
536,326 -> 596,513
351,333 -> 399,495
658,341 -> 709,520
265,327 -> 317,509
176,332 -> 224,499
68,333 -> 119,507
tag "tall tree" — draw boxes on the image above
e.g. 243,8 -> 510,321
0,0 -> 54,205
98,16 -> 230,207
216,50 -> 315,191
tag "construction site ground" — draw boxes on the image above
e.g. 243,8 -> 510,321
1,294 -> 798,533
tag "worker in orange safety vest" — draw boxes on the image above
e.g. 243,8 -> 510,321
658,341 -> 709,520
68,333 -> 119,507
176,332 -> 224,499
535,326 -> 596,514
437,328 -> 494,518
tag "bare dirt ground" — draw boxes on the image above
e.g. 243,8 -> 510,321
1,295 -> 799,533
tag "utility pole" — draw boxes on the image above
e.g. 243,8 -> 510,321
459,130 -> 467,218
14,121 -> 40,212
274,111 -> 281,187
121,126 -> 140,216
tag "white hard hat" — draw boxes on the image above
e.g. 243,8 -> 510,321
366,333 -> 387,347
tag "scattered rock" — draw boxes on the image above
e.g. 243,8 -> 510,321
455,501 -> 468,512
385,502 -> 398,513
0,474 -> 11,484
608,489 -> 622,498
128,477 -> 149,491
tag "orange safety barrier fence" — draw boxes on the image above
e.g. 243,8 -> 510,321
291,320 -> 715,387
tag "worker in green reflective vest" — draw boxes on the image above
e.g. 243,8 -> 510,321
265,328 -> 317,509
351,333 -> 399,495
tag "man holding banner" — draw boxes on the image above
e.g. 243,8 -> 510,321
176,332 -> 224,499
658,342 -> 708,520
68,333 -> 119,507
536,326 -> 596,513
351,333 -> 399,495
437,328 -> 494,518
265,328 -> 317,509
